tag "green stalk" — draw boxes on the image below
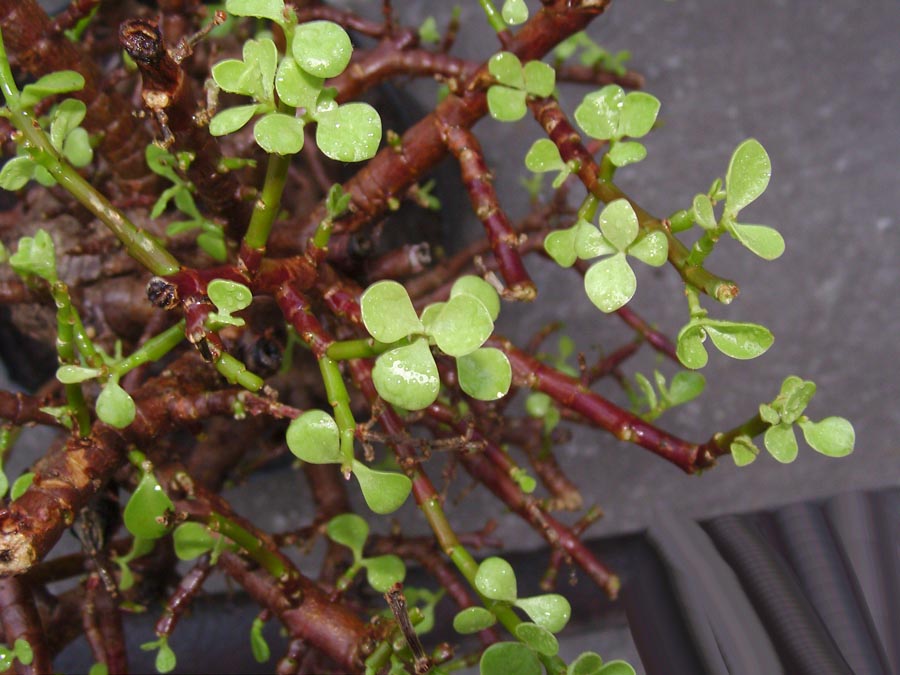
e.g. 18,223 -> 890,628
242,130 -> 291,251
0,30 -> 180,276
477,0 -> 507,34
111,322 -> 186,377
712,413 -> 767,454
209,512 -> 287,581
576,192 -> 600,223
215,353 -> 265,392
325,338 -> 402,361
318,356 -> 356,472
50,283 -> 91,436
684,284 -> 706,319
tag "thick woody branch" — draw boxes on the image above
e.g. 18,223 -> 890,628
0,577 -> 51,674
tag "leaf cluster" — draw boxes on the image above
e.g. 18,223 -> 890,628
326,513 -> 407,593
487,52 -> 555,122
574,85 -> 660,167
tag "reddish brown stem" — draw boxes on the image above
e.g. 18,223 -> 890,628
0,577 -> 51,675
82,572 -> 127,675
155,555 -> 212,638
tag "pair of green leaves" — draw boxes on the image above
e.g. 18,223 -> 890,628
206,278 -> 253,328
210,16 -> 381,161
574,85 -> 660,167
555,32 -> 631,77
675,316 -> 774,370
486,52 -> 555,122
57,365 -> 137,429
731,376 -> 855,466
140,636 -> 176,674
326,513 -> 406,593
146,145 -> 227,261
524,139 -> 578,188
0,639 -> 34,672
632,369 -> 706,421
545,199 -> 668,313
689,139 -> 784,260
8,229 -> 58,284
286,411 -> 412,514
361,277 -> 511,410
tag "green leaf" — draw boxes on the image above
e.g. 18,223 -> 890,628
764,423 -> 799,463
777,375 -> 816,423
618,92 -> 660,138
156,641 -> 176,674
676,325 -> 708,370
666,371 -> 706,406
372,338 -> 439,410
315,102 -> 382,162
209,104 -> 258,136
692,194 -> 716,231
501,0 -> 529,25
292,21 -> 352,78
63,127 -> 93,167
574,221 -> 614,260
96,380 -> 136,429
568,652 -> 604,675
489,52 -> 524,88
584,254 -> 636,313
12,639 -> 33,666
56,365 -> 103,384
451,275 -> 501,321
0,469 -> 8,500
360,280 -> 423,343
525,139 -> 564,173
0,156 -> 37,191
197,231 -> 227,261
326,513 -> 369,561
702,320 -> 774,360
326,184 -> 352,219
173,522 -> 215,560
362,554 -> 406,592
525,391 -> 551,418
89,664 -> 109,675
799,417 -> 855,457
351,460 -> 412,514
487,86 -> 527,122
544,225 -> 579,267
597,661 -> 636,675
574,85 -> 624,141
254,112 -> 305,155
634,373 -> 657,411
419,302 -> 445,336
514,594 -> 571,633
759,403 -> 781,426
211,59 -> 255,96
728,223 -> 785,260
123,471 -> 174,539
275,57 -> 323,110
523,61 -> 555,97
250,617 -> 270,663
430,294 -> 494,357
19,70 -> 85,107
9,473 -> 34,501
515,622 -> 559,656
627,230 -> 668,267
207,279 -> 252,314
598,199 -> 639,252
286,409 -> 342,464
607,141 -> 646,167
242,38 -> 277,102
730,435 -> 760,467
457,348 -> 511,401
475,557 -> 517,602
418,16 -> 440,44
724,139 -> 771,216
480,642 -> 541,675
49,98 -> 87,150
10,230 -> 57,283
225,0 -> 284,24
453,607 -> 497,634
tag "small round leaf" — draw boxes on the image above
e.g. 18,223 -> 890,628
0,156 -> 36,191
209,104 -> 257,136
724,139 -> 771,216
584,254 -> 636,313
474,557 -> 517,602
692,194 -> 717,231
451,275 -> 501,321
363,554 -> 406,592
666,371 -> 706,406
568,652 -> 604,675
457,348 -> 512,401
275,57 -> 323,110
728,223 -> 785,260
523,61 -> 555,97
292,21 -> 352,78
597,199 -> 639,252
619,92 -> 660,139
56,365 -> 102,384
514,593 -> 571,633
514,622 -> 559,656
10,230 -> 57,283
254,113 -> 305,155
501,0 -> 529,25
207,279 -> 252,314
730,435 -> 760,467
598,661 -> 637,675
211,59 -> 254,95
351,460 -> 412,515
453,607 -> 497,634
703,320 -> 774,360
574,85 -> 624,141
799,417 -> 855,457
326,513 -> 369,560
96,381 -> 136,429
315,102 -> 382,162
286,410 -> 342,464
372,338 -> 439,410
525,139 -> 564,174
575,221 -> 615,260
480,642 -> 541,675
225,0 -> 285,23
488,52 -> 524,88
173,522 -> 215,560
12,639 -> 33,666
430,294 -> 494,356
764,423 -> 799,463
9,473 -> 34,501
19,71 -> 85,107
361,280 -> 423,342
420,302 -> 445,336
544,226 -> 579,267
487,86 -> 527,122
676,326 -> 708,370
156,642 -> 176,674
627,230 -> 668,267
778,376 -> 817,423
123,472 -> 174,540
607,140 -> 646,167
63,127 -> 93,167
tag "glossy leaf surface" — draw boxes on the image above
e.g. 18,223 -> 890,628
315,103 -> 382,162
480,642 -> 541,675
286,410 -> 342,464
254,113 -> 305,155
474,557 -> 517,602
124,471 -> 174,539
799,417 -> 855,457
326,513 -> 369,561
351,460 -> 412,514
363,554 -> 406,592
457,348 -> 511,401
96,381 -> 136,429
724,139 -> 771,216
451,275 -> 501,321
515,622 -> 559,656
764,422 -> 799,463
729,223 -> 784,260
430,294 -> 493,357
292,21 -> 352,78
372,338 -> 439,410
361,280 -> 423,343
584,254 -> 636,313
453,607 -> 497,634
514,593 -> 571,633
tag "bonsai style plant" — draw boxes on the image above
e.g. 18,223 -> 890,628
0,1 -> 855,673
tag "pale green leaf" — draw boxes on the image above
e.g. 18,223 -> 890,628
250,617 -> 270,663
480,642 -> 541,675
275,57 -> 323,110
523,60 -> 555,97
702,320 -> 774,360
211,59 -> 255,96
254,112 -> 305,155
574,85 -> 624,141
361,280 -> 423,342
326,513 -> 369,560
19,71 -> 85,107
225,0 -> 285,24
0,156 -> 36,191
450,275 -> 501,321
525,139 -> 564,173
351,460 -> 412,514
544,225 -> 579,267
487,86 -> 527,122
315,103 -> 382,162
209,104 -> 257,136
666,371 -> 706,406
430,294 -> 494,357
607,140 -> 646,167
724,138 -> 771,216
574,220 -> 615,260
453,607 -> 497,634
692,193 -> 716,230
475,557 -> 517,602
728,223 -> 785,260
676,325 -> 708,370
362,554 -> 406,592
777,375 -> 816,423
799,417 -> 855,457
501,0 -> 529,25
173,522 -> 215,560
207,279 -> 252,314
96,381 -> 136,429
584,254 -> 636,313
123,471 -> 174,539
597,199 -> 639,252
63,127 -> 93,167
627,230 -> 668,267
49,98 -> 87,150
372,338 -> 439,410
568,652 -> 604,675
9,230 -> 57,283
597,661 -> 636,675
764,423 -> 798,463
515,622 -> 559,656
457,348 -> 511,401
286,410 -> 342,464
242,38 -> 278,102
730,435 -> 760,467
618,91 -> 660,138
56,365 -> 102,384
292,21 -> 352,78
9,473 -> 34,501
514,594 -> 571,633
488,52 -> 524,88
